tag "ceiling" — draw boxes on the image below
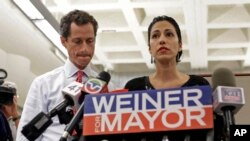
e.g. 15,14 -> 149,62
36,0 -> 250,74
1,0 -> 250,76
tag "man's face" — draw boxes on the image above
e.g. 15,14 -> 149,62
61,22 -> 95,70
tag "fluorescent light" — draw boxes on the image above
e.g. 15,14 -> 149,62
33,19 -> 67,56
55,49 -> 67,62
13,0 -> 68,61
13,0 -> 44,19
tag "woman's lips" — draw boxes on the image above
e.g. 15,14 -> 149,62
157,47 -> 169,53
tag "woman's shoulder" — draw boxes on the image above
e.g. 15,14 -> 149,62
126,76 -> 146,83
124,76 -> 147,91
184,75 -> 210,86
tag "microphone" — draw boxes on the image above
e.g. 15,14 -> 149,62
212,68 -> 245,115
0,68 -> 8,85
82,71 -> 111,94
59,71 -> 111,141
21,81 -> 83,141
212,68 -> 245,140
61,81 -> 84,111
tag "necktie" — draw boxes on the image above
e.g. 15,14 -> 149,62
76,71 -> 83,83
72,70 -> 84,137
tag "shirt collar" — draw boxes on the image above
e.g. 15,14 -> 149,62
64,59 -> 93,78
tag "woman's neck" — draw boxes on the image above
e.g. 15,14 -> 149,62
154,60 -> 180,80
149,61 -> 188,89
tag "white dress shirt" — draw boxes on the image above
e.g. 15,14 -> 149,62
16,59 -> 96,141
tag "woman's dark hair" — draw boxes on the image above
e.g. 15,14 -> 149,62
59,9 -> 98,38
148,15 -> 182,62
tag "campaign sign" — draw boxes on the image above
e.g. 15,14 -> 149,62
83,86 -> 213,136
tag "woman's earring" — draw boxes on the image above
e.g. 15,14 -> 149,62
176,53 -> 180,61
151,56 -> 154,64
176,51 -> 182,62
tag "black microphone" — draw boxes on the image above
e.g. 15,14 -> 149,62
59,71 -> 111,141
212,68 -> 245,141
212,67 -> 236,90
0,68 -> 8,85
21,81 -> 83,141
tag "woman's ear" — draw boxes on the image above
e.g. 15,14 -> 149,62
179,42 -> 182,51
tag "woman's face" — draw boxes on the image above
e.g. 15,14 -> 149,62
149,21 -> 182,63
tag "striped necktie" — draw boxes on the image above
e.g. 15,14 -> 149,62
75,71 -> 83,83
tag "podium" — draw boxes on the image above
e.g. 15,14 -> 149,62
83,86 -> 214,141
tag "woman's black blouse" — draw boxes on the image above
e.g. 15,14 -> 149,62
125,75 -> 210,91
122,75 -> 224,141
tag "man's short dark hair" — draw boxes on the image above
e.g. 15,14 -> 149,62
59,9 -> 98,38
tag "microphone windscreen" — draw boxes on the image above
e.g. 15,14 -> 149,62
212,68 -> 236,90
0,68 -> 8,80
97,71 -> 111,83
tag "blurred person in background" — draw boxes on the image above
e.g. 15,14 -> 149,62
0,81 -> 20,141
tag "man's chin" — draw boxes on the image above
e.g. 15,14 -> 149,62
78,56 -> 91,61
74,61 -> 89,69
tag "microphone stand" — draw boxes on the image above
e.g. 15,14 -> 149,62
59,100 -> 85,141
21,99 -> 73,141
222,106 -> 235,141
